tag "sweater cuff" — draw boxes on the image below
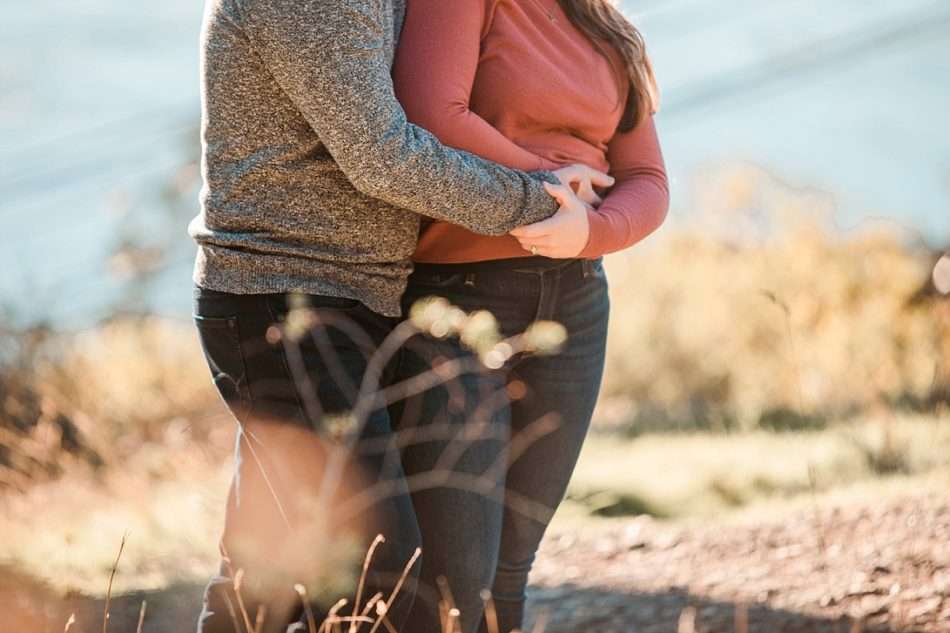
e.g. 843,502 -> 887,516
531,170 -> 561,186
520,170 -> 560,225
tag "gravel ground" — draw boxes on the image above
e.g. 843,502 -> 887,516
527,494 -> 950,632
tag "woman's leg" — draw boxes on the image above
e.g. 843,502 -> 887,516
392,332 -> 512,633
485,260 -> 610,632
193,288 -> 422,633
393,266 -> 544,633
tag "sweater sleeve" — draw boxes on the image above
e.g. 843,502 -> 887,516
239,0 -> 557,236
392,0 -> 557,172
578,115 -> 670,257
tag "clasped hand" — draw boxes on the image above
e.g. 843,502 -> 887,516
510,164 -> 613,258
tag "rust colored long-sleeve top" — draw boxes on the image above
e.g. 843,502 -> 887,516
393,0 -> 669,263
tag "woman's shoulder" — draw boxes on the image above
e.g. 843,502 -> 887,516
403,0 -> 500,37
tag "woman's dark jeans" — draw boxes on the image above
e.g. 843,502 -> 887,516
395,256 -> 610,633
192,288 -> 423,633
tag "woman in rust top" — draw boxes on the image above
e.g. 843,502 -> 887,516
392,1 -> 669,631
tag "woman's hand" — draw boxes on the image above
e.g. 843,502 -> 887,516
510,182 -> 591,258
552,164 -> 614,206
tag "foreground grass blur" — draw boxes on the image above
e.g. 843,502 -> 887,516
4,412 -> 948,597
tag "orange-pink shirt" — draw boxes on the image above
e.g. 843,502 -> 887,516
393,0 -> 669,263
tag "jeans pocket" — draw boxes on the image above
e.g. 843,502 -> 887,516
408,272 -> 467,290
194,314 -> 252,420
403,273 -> 472,315
304,295 -> 363,311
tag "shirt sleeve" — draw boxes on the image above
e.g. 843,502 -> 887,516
392,0 -> 558,173
578,115 -> 670,257
240,0 -> 557,236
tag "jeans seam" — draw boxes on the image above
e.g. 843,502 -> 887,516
264,296 -> 310,426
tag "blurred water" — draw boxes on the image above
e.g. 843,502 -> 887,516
0,0 -> 948,326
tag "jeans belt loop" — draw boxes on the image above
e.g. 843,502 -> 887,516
581,259 -> 594,278
464,272 -> 477,287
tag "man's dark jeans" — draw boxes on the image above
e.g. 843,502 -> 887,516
192,288 -> 423,633
396,256 -> 609,633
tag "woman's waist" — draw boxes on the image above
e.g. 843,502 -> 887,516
413,227 -> 533,265
413,223 -> 601,267
496,131 -> 611,174
413,255 -> 581,275
404,256 -> 607,327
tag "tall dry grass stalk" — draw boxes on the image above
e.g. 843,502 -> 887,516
102,533 -> 126,633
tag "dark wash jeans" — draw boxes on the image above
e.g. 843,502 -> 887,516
192,288 -> 423,633
193,256 -> 608,633
395,256 -> 609,633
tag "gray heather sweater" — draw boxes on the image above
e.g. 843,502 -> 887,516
188,0 -> 559,317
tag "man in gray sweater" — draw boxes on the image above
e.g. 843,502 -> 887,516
189,0 -> 605,631
189,0 -> 604,316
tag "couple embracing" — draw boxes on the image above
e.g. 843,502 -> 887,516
189,0 -> 668,631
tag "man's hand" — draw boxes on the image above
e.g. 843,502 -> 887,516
510,182 -> 591,259
552,164 -> 614,207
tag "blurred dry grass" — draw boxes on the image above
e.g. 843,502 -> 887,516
600,164 -> 949,432
564,413 -> 950,522
0,320 -> 232,595
0,318 -> 222,490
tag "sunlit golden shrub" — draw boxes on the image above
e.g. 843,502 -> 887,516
0,318 -> 220,485
601,164 -> 948,430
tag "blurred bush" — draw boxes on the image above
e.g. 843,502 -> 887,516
600,164 -> 949,433
0,318 -> 219,489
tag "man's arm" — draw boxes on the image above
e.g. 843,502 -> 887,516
240,0 -> 557,236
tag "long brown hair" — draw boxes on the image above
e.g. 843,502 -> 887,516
556,0 -> 658,131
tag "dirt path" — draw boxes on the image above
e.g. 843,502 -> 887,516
7,495 -> 949,633
527,494 -> 950,632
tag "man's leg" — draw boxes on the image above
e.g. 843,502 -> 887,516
193,288 -> 421,633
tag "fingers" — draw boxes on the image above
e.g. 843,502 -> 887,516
511,183 -> 591,258
542,181 -> 573,207
551,165 -> 612,210
516,240 -> 572,259
553,164 -> 614,187
584,168 -> 615,188
576,179 -> 603,206
510,215 -> 557,239
514,237 -> 555,253
515,237 -> 554,250
543,181 -> 589,209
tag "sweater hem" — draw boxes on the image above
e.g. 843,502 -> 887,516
191,245 -> 409,318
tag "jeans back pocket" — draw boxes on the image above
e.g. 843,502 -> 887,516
194,314 -> 252,420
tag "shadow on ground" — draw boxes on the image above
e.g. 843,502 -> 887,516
1,564 -> 203,633
2,566 -> 895,633
526,584 -> 893,633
